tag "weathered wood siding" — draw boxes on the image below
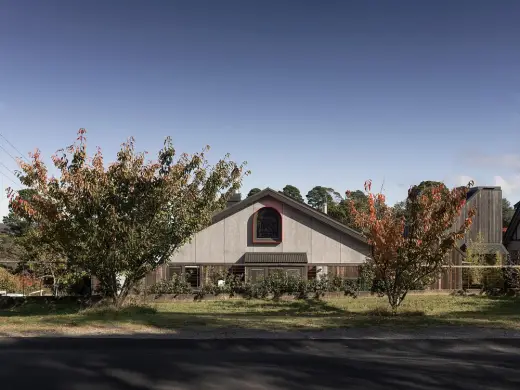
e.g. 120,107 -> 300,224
170,195 -> 369,265
453,187 -> 503,244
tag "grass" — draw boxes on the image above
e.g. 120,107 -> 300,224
0,295 -> 519,336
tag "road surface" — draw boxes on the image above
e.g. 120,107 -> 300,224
1,338 -> 520,389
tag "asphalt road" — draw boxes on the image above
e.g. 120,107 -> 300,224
1,337 -> 520,389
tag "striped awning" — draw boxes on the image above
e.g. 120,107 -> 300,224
244,252 -> 308,264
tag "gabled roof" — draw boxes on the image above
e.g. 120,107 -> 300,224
212,187 -> 367,244
504,201 -> 520,246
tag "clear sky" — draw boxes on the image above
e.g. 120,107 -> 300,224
1,0 -> 520,219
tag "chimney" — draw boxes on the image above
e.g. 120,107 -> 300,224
226,192 -> 242,208
322,200 -> 328,214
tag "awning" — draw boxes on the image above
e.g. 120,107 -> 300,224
244,252 -> 308,264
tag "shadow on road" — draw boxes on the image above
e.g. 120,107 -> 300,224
1,338 -> 520,389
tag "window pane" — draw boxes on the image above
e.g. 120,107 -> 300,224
256,208 -> 281,240
249,268 -> 265,282
185,266 -> 200,288
268,268 -> 284,276
286,268 -> 302,278
167,266 -> 182,280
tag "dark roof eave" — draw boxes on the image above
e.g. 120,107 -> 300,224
504,205 -> 520,245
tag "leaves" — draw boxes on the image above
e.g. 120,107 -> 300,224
7,128 -> 248,304
306,186 -> 342,209
347,180 -> 476,311
281,185 -> 304,202
247,188 -> 261,197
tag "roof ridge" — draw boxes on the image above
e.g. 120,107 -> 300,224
212,188 -> 367,244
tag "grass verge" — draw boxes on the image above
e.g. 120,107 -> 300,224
0,295 -> 519,336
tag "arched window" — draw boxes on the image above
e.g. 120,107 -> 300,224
253,207 -> 282,243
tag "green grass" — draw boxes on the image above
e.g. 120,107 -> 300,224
0,295 -> 519,336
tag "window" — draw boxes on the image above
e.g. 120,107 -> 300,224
253,207 -> 282,243
249,268 -> 265,282
268,267 -> 284,276
307,266 -> 317,280
286,268 -> 302,278
246,266 -> 306,281
184,266 -> 200,288
167,266 -> 182,280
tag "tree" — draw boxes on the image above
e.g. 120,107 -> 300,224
18,229 -> 87,297
392,200 -> 407,219
347,180 -> 475,312
503,198 -> 515,228
247,188 -> 261,197
326,189 -> 368,229
392,181 -> 447,221
8,128 -> 248,305
2,188 -> 38,236
0,233 -> 24,268
416,180 -> 444,193
306,186 -> 342,209
281,185 -> 304,202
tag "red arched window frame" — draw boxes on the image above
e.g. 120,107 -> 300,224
252,207 -> 283,244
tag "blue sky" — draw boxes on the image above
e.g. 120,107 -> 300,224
1,0 -> 520,218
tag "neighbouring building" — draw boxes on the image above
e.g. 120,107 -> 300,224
504,201 -> 520,263
145,186 -> 508,291
442,186 -> 508,289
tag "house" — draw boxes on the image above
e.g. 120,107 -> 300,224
440,186 -> 509,289
504,201 -> 520,263
143,186 -> 507,291
147,188 -> 370,288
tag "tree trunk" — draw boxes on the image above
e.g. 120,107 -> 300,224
387,290 -> 407,314
113,278 -> 135,308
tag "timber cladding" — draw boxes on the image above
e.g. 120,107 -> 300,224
454,187 -> 503,244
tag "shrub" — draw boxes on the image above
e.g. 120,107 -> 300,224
304,274 -> 359,299
151,268 -> 363,301
343,279 -> 359,298
259,270 -> 300,300
148,274 -> 192,296
0,268 -> 18,292
0,268 -> 40,294
196,268 -> 248,299
503,266 -> 520,294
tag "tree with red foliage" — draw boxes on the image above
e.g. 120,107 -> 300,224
347,180 -> 476,312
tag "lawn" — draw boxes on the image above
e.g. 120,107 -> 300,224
0,295 -> 519,336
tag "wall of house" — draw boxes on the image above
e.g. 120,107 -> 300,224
453,187 -> 503,245
507,223 -> 520,252
170,196 -> 369,265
